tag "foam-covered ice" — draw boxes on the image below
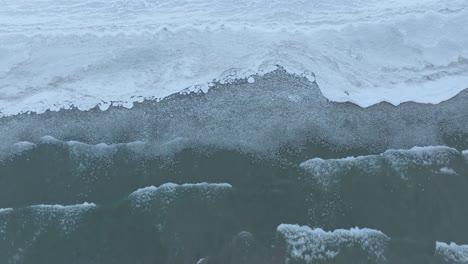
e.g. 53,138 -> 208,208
277,224 -> 390,263
435,242 -> 468,264
1,0 -> 467,116
301,146 -> 463,186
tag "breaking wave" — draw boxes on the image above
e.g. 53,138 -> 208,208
436,242 -> 468,264
300,146 -> 466,188
276,224 -> 390,263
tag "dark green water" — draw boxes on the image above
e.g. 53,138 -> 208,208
1,70 -> 468,263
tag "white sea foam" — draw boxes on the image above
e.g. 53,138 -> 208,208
435,242 -> 468,263
0,208 -> 13,214
0,0 -> 467,116
0,208 -> 12,239
12,141 -> 36,151
30,202 -> 96,210
40,136 -> 144,149
0,202 -> 96,263
439,167 -> 458,175
131,182 -> 233,195
127,182 -> 232,232
0,202 -> 96,237
0,141 -> 36,161
383,146 -> 461,173
129,182 -> 232,209
0,135 -> 199,162
31,203 -> 96,233
40,135 -> 61,143
1,141 -> 38,160
37,136 -> 129,158
277,224 -> 390,263
29,202 -> 97,225
301,146 -> 462,186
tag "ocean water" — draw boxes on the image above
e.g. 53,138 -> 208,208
1,71 -> 467,263
2,0 -> 468,263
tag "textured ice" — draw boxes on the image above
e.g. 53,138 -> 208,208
277,224 -> 390,263
1,0 -> 467,116
435,242 -> 468,264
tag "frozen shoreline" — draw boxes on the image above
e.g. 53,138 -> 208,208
1,0 -> 467,116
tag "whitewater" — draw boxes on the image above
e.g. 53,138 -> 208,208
1,0 -> 468,116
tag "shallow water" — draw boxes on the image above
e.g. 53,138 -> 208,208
1,70 -> 468,264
